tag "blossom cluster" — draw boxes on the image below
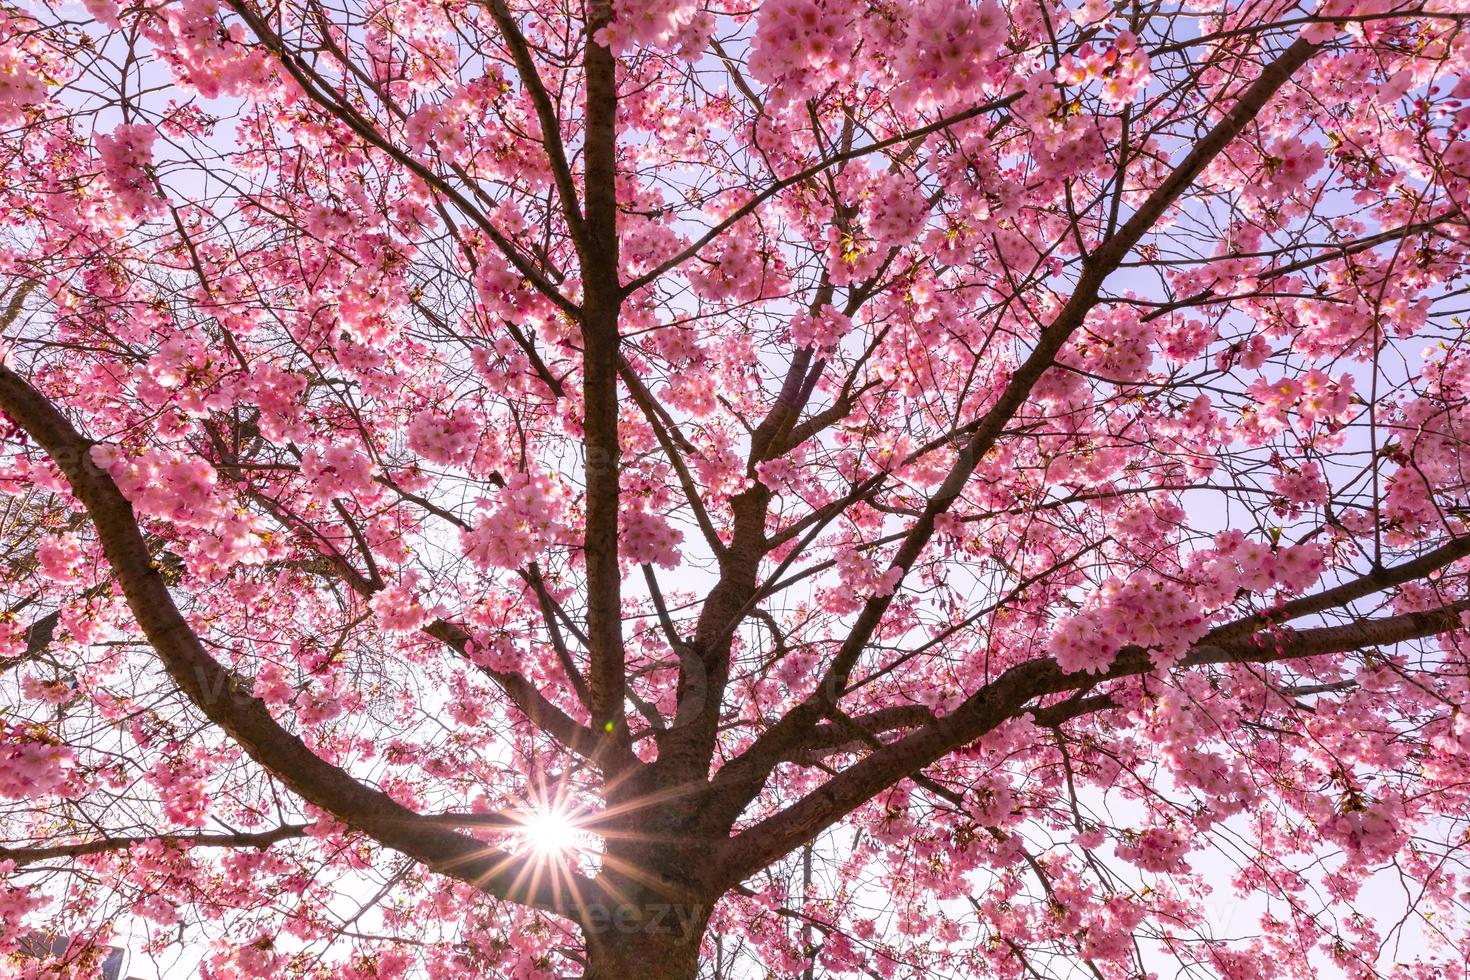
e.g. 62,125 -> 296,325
0,726 -> 77,800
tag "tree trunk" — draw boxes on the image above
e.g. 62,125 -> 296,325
582,911 -> 709,980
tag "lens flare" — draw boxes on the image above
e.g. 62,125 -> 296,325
519,807 -> 580,857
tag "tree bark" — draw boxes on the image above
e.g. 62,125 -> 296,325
579,928 -> 705,980
577,826 -> 715,978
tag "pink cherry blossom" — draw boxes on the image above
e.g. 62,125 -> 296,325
94,122 -> 161,221
1,1 -> 1469,977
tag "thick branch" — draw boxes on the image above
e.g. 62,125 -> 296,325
480,0 -> 588,254
717,597 -> 1470,884
580,0 -> 632,767
713,38 -> 1322,805
0,364 -> 592,913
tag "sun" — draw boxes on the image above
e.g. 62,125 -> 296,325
518,807 -> 581,857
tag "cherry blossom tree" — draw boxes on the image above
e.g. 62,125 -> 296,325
5,0 -> 1470,976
